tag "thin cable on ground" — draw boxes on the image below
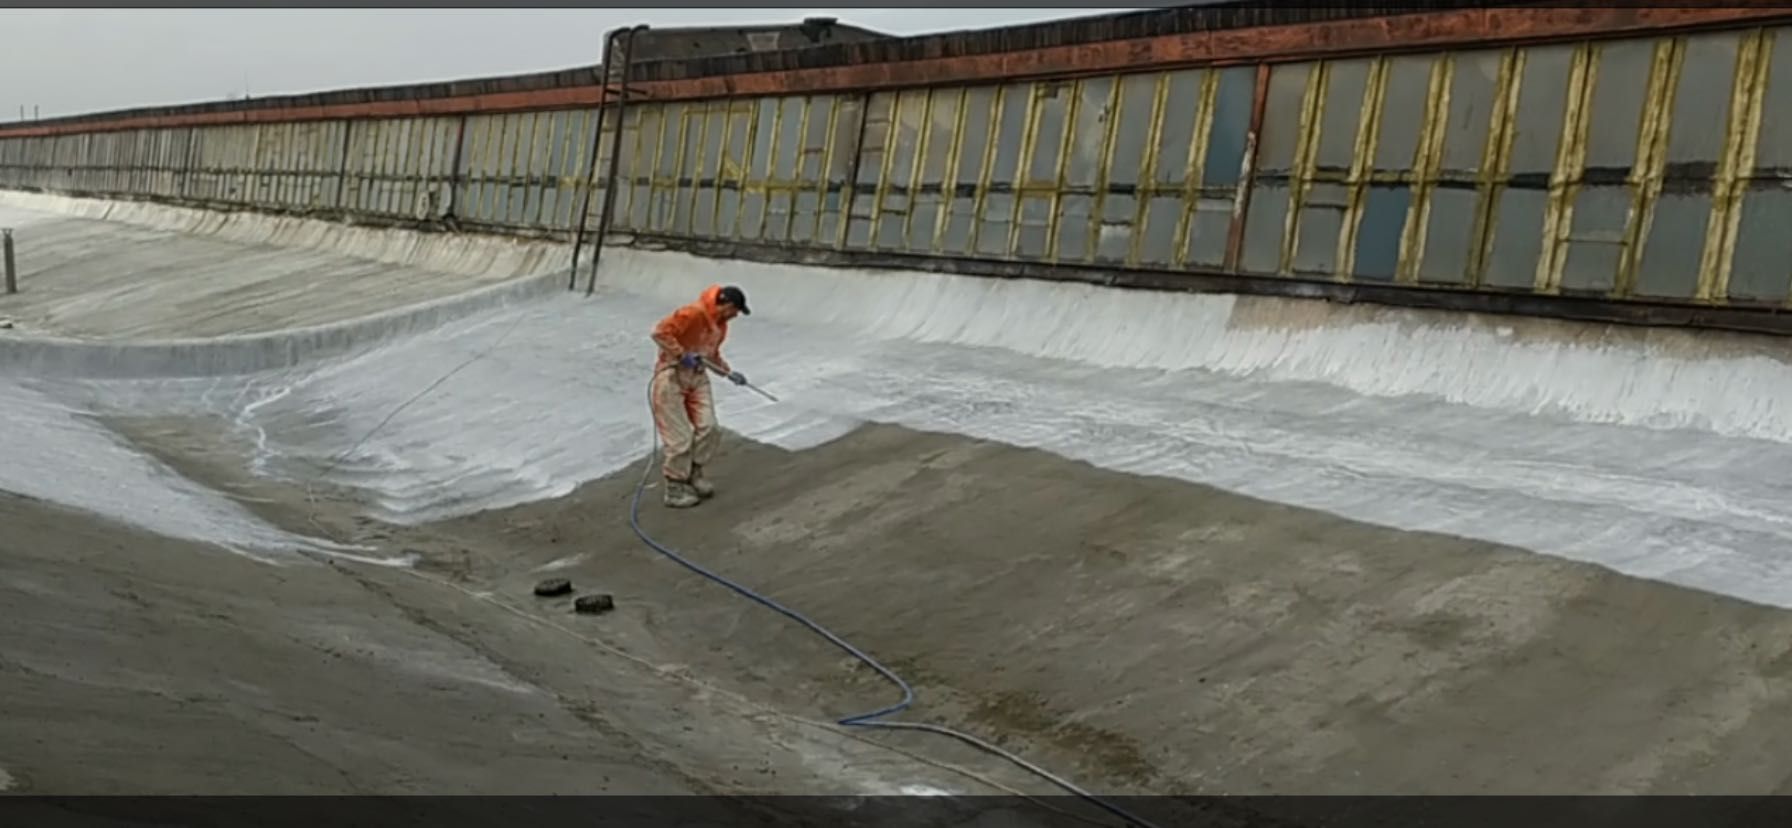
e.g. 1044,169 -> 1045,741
300,303 -> 534,530
321,310 -> 533,480
630,371 -> 1163,828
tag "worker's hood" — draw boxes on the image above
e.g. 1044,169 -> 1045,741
698,284 -> 725,316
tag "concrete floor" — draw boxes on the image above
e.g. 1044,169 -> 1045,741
0,484 -> 1032,802
25,412 -> 1792,805
6,193 -> 1792,810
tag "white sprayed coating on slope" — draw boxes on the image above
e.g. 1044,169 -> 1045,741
0,377 -> 374,564
0,196 -> 575,377
0,190 -> 570,285
36,260 -> 1792,608
597,248 -> 1792,444
2,192 -> 1787,605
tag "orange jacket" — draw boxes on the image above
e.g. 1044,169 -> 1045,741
651,284 -> 733,374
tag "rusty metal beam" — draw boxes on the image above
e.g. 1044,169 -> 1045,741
4,8 -> 1788,140
1224,63 -> 1271,272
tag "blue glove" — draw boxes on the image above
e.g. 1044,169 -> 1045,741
679,353 -> 702,370
728,371 -> 747,386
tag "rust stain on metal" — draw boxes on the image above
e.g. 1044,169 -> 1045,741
1224,63 -> 1271,272
2,8 -> 1787,139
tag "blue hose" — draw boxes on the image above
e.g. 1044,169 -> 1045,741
629,376 -> 1164,828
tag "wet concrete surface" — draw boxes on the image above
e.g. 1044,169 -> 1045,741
0,481 -> 1035,804
67,414 -> 1792,802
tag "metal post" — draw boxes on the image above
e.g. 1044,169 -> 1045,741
586,24 -> 647,296
4,229 -> 17,294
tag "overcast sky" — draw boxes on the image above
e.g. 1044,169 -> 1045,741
0,8 -> 1123,120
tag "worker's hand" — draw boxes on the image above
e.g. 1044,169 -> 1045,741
728,371 -> 748,386
679,353 -> 702,370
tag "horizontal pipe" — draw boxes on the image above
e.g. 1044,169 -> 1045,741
0,7 -> 1788,139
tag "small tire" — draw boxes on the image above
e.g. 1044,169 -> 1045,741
574,594 -> 615,615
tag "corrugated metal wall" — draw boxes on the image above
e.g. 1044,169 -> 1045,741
2,24 -> 1790,308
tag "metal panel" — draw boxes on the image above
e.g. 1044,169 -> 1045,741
737,99 -> 773,240
763,95 -> 806,242
788,95 -> 832,244
1482,43 -> 1575,290
908,88 -> 959,254
873,89 -> 926,250
1555,38 -> 1661,296
1634,31 -> 1744,299
673,103 -> 705,235
1063,77 -> 1109,263
4,20 -> 1789,326
1418,49 -> 1504,285
710,101 -> 749,237
820,94 -> 864,247
1242,61 -> 1311,274
1727,27 -> 1792,303
846,91 -> 893,250
673,103 -> 712,238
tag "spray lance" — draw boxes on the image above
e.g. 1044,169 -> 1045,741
699,356 -> 778,403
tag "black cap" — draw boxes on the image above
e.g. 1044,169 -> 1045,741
718,285 -> 750,315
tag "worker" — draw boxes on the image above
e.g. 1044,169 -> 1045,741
649,284 -> 751,508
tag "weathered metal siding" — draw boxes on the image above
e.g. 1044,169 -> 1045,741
452,108 -> 610,231
595,24 -> 1792,309
3,18 -> 1792,322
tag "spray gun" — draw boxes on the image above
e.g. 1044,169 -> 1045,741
700,356 -> 779,403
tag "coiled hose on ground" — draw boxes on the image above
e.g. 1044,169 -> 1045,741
630,371 -> 1165,828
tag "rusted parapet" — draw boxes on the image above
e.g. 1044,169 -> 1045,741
5,7 -> 1792,335
0,6 -> 1787,139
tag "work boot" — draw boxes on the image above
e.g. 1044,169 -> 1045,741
689,465 -> 716,499
663,479 -> 701,509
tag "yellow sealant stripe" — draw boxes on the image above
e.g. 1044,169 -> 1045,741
932,87 -> 970,256
1336,56 -> 1387,280
1126,71 -> 1170,268
1400,54 -> 1452,284
966,84 -> 1009,255
1172,69 -> 1219,269
1084,76 -> 1124,263
1615,37 -> 1683,298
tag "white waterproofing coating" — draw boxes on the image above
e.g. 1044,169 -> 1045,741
3,195 -> 1792,606
0,377 -> 386,565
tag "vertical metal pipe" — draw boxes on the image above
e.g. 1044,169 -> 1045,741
4,229 -> 17,295
1225,63 -> 1274,272
445,114 -> 469,221
586,25 -> 646,296
333,119 -> 355,213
